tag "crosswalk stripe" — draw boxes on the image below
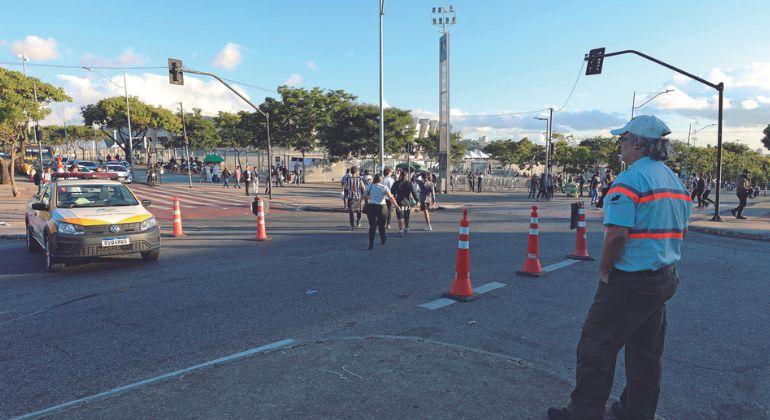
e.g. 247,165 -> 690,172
129,185 -> 249,208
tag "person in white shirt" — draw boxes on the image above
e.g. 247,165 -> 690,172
212,163 -> 221,183
364,174 -> 399,250
382,167 -> 396,230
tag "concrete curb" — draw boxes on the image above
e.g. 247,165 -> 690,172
688,225 -> 770,241
0,234 -> 25,241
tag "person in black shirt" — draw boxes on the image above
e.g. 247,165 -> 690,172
391,170 -> 419,236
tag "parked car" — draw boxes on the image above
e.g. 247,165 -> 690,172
25,173 -> 160,272
77,161 -> 99,171
102,164 -> 133,183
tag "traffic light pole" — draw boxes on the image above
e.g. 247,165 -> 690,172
584,49 -> 725,221
180,67 -> 273,199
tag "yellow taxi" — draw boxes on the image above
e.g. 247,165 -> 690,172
25,173 -> 161,272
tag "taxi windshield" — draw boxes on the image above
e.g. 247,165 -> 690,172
56,184 -> 138,208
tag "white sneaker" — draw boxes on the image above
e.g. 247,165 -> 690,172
399,229 -> 404,237
427,225 -> 433,231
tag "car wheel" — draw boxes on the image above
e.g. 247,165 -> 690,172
26,226 -> 40,253
44,235 -> 65,273
141,249 -> 160,261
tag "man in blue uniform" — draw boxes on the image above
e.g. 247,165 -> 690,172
549,115 -> 691,420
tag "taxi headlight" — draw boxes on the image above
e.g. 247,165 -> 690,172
139,217 -> 157,231
56,221 -> 85,235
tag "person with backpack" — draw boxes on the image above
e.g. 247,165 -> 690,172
363,174 -> 399,250
391,170 -> 419,236
416,172 -> 435,231
345,166 -> 366,230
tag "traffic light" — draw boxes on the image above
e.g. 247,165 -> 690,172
168,58 -> 184,85
585,48 -> 605,76
407,143 -> 415,154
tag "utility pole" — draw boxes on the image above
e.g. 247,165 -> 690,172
432,5 -> 456,193
180,102 -> 193,188
379,0 -> 385,175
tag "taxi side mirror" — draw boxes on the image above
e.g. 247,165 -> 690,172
141,199 -> 152,206
31,202 -> 48,211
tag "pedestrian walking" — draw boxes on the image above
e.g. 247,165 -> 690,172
450,173 -> 456,189
597,169 -> 614,208
730,169 -> 751,219
382,167 -> 396,229
363,174 -> 399,250
477,172 -> 484,192
546,173 -> 554,200
548,115 -> 691,420
528,174 -> 539,199
694,173 -> 706,208
701,173 -> 714,207
233,166 -> 242,189
341,168 -> 351,209
577,174 -> 585,197
468,171 -> 476,192
589,171 -> 600,206
345,166 -> 366,230
416,172 -> 435,231
362,169 -> 373,186
222,165 -> 231,188
391,170 -> 419,236
212,163 -> 220,183
243,166 -> 253,196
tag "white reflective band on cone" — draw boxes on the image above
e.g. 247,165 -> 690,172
459,226 -> 469,235
578,209 -> 586,215
529,229 -> 538,235
257,212 -> 264,217
530,217 -> 538,224
577,221 -> 586,228
458,240 -> 470,249
527,253 -> 537,259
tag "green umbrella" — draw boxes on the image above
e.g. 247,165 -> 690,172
396,162 -> 425,171
203,154 -> 224,163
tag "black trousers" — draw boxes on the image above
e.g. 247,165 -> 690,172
568,266 -> 678,420
597,187 -> 610,208
385,201 -> 393,227
348,201 -> 362,227
366,204 -> 387,246
734,193 -> 748,216
702,189 -> 714,205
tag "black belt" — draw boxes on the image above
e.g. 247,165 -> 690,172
613,264 -> 673,278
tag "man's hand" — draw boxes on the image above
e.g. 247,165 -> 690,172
599,225 -> 630,283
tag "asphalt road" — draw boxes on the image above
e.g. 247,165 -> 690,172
1,198 -> 768,419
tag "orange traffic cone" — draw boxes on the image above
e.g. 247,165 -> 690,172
256,196 -> 269,241
443,209 -> 476,301
171,196 -> 185,237
517,205 -> 544,277
568,201 -> 594,260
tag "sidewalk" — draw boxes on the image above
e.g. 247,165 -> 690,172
0,179 -> 35,240
24,335 -> 633,419
688,195 -> 770,241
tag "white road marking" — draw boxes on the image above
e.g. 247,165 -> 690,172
13,338 -> 296,420
542,259 -> 582,273
419,282 -> 506,310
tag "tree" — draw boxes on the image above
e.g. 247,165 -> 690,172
178,108 -> 218,151
415,132 -> 465,168
761,124 -> 770,152
39,124 -> 100,157
214,111 -> 253,167
82,97 -> 181,163
578,136 -> 621,173
0,68 -> 71,195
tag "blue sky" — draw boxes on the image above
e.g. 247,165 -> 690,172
2,0 -> 769,148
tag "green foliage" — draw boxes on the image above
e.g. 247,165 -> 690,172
416,132 -> 465,167
180,108 -> 219,150
761,125 -> 770,151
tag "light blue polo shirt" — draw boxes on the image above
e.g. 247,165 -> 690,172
603,157 -> 691,272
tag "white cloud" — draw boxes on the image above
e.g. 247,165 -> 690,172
305,60 -> 317,70
756,95 -> 770,104
741,99 -> 759,110
40,71 -> 253,127
79,47 -> 147,67
655,86 -> 710,110
212,43 -> 242,70
11,35 -> 60,61
284,73 -> 303,87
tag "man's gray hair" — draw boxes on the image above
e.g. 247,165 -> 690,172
625,132 -> 672,161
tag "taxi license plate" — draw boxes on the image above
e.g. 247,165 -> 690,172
102,236 -> 130,247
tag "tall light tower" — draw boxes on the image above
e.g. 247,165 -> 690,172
378,0 -> 385,175
432,5 -> 456,193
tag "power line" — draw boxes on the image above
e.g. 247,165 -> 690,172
554,59 -> 585,113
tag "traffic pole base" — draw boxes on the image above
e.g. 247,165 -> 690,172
567,254 -> 595,261
516,270 -> 545,278
442,291 -> 480,302
256,237 -> 271,242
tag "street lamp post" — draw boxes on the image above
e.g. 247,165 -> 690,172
432,5 -> 456,193
631,89 -> 673,118
179,102 -> 193,188
585,48 -> 726,221
83,67 -> 134,165
379,0 -> 385,176
18,53 -> 44,176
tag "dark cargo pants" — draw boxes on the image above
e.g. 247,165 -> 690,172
568,265 -> 678,420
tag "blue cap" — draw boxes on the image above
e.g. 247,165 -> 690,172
610,115 -> 671,138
